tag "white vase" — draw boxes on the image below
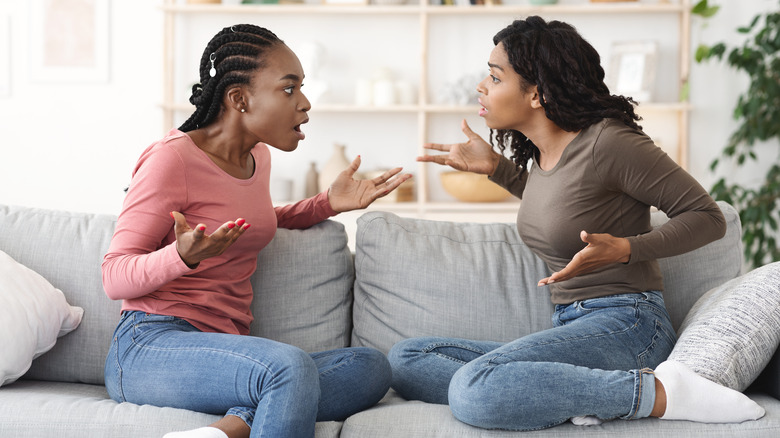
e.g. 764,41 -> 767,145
319,144 -> 351,192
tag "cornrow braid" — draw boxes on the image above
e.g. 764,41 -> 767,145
179,24 -> 284,132
490,16 -> 642,177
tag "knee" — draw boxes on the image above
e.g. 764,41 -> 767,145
354,347 -> 392,394
272,344 -> 319,388
448,365 -> 497,428
388,337 -> 433,370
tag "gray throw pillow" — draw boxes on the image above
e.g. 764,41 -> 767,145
668,261 -> 780,391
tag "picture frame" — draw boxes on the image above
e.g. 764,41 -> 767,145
607,41 -> 657,103
28,0 -> 110,83
0,15 -> 10,97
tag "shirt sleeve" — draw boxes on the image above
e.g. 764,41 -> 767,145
593,124 -> 726,263
102,145 -> 192,301
275,189 -> 338,229
488,156 -> 528,199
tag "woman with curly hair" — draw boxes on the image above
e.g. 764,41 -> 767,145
388,16 -> 765,430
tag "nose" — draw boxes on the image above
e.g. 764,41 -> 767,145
476,76 -> 488,95
299,92 -> 312,112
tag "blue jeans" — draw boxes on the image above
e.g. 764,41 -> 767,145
388,291 -> 676,431
105,311 -> 391,438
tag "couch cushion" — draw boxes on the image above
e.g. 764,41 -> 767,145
352,212 -> 553,355
0,204 -> 354,385
669,262 -> 780,391
249,220 -> 355,353
0,380 -> 342,438
341,389 -> 780,437
0,205 -> 120,385
352,202 -> 742,355
0,250 -> 84,387
653,201 -> 743,331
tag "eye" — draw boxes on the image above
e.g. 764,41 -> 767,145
283,86 -> 294,95
490,74 -> 500,84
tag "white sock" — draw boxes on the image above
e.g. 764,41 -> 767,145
654,360 -> 765,423
163,427 -> 228,438
570,415 -> 603,426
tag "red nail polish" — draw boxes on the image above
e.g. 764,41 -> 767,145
227,223 -> 236,229
242,224 -> 251,230
170,212 -> 174,219
236,219 -> 246,227
197,225 -> 206,232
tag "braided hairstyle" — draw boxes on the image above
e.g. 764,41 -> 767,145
490,16 -> 642,175
179,24 -> 284,132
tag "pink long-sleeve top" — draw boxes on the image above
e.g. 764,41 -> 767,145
102,129 -> 337,335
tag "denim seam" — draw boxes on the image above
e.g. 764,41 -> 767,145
317,350 -> 357,378
486,320 -> 640,366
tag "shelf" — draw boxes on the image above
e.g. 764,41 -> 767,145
163,0 -> 691,217
161,3 -> 685,15
161,102 -> 692,113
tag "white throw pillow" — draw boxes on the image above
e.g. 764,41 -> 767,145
0,250 -> 84,387
669,261 -> 780,391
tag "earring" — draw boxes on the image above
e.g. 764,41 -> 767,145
240,108 -> 246,113
209,53 -> 217,78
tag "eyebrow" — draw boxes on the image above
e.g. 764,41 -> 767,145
488,62 -> 504,71
280,73 -> 302,82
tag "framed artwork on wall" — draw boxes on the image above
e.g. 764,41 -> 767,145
607,41 -> 658,103
29,0 -> 110,83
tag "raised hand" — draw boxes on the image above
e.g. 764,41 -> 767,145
418,119 -> 501,175
171,211 -> 251,268
538,231 -> 631,286
327,155 -> 413,213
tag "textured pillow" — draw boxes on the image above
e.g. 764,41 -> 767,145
0,250 -> 84,387
668,261 -> 780,391
352,212 -> 553,355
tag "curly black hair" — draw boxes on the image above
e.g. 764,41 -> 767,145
179,24 -> 284,132
490,16 -> 642,175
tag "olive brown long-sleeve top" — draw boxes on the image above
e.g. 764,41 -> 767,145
490,118 -> 726,304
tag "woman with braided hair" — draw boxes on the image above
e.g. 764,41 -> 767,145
388,16 -> 765,430
102,24 -> 409,438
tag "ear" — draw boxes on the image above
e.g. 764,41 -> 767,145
529,86 -> 543,109
225,85 -> 247,113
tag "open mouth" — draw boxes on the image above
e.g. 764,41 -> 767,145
294,118 -> 309,140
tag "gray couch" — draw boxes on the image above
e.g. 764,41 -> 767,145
0,201 -> 778,437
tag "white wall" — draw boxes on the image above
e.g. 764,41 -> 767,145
0,0 -> 776,216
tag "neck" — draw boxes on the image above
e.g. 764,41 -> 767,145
525,122 -> 580,171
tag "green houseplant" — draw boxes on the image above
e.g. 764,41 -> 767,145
693,0 -> 780,268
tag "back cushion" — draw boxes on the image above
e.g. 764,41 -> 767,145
249,220 -> 355,353
0,205 -> 119,385
0,205 -> 354,384
653,201 -> 743,331
352,201 -> 743,354
352,212 -> 553,355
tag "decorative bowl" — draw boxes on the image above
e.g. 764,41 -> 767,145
439,171 -> 512,203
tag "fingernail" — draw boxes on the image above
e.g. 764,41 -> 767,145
197,225 -> 206,232
236,219 -> 246,227
170,212 -> 174,219
227,223 -> 236,229
242,223 -> 251,230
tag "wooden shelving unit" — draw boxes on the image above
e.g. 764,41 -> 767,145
161,0 -> 691,222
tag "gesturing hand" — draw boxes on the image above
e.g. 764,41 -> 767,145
327,155 -> 413,213
171,211 -> 251,268
418,119 -> 501,175
538,231 -> 631,286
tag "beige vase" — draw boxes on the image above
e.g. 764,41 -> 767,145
319,144 -> 351,192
